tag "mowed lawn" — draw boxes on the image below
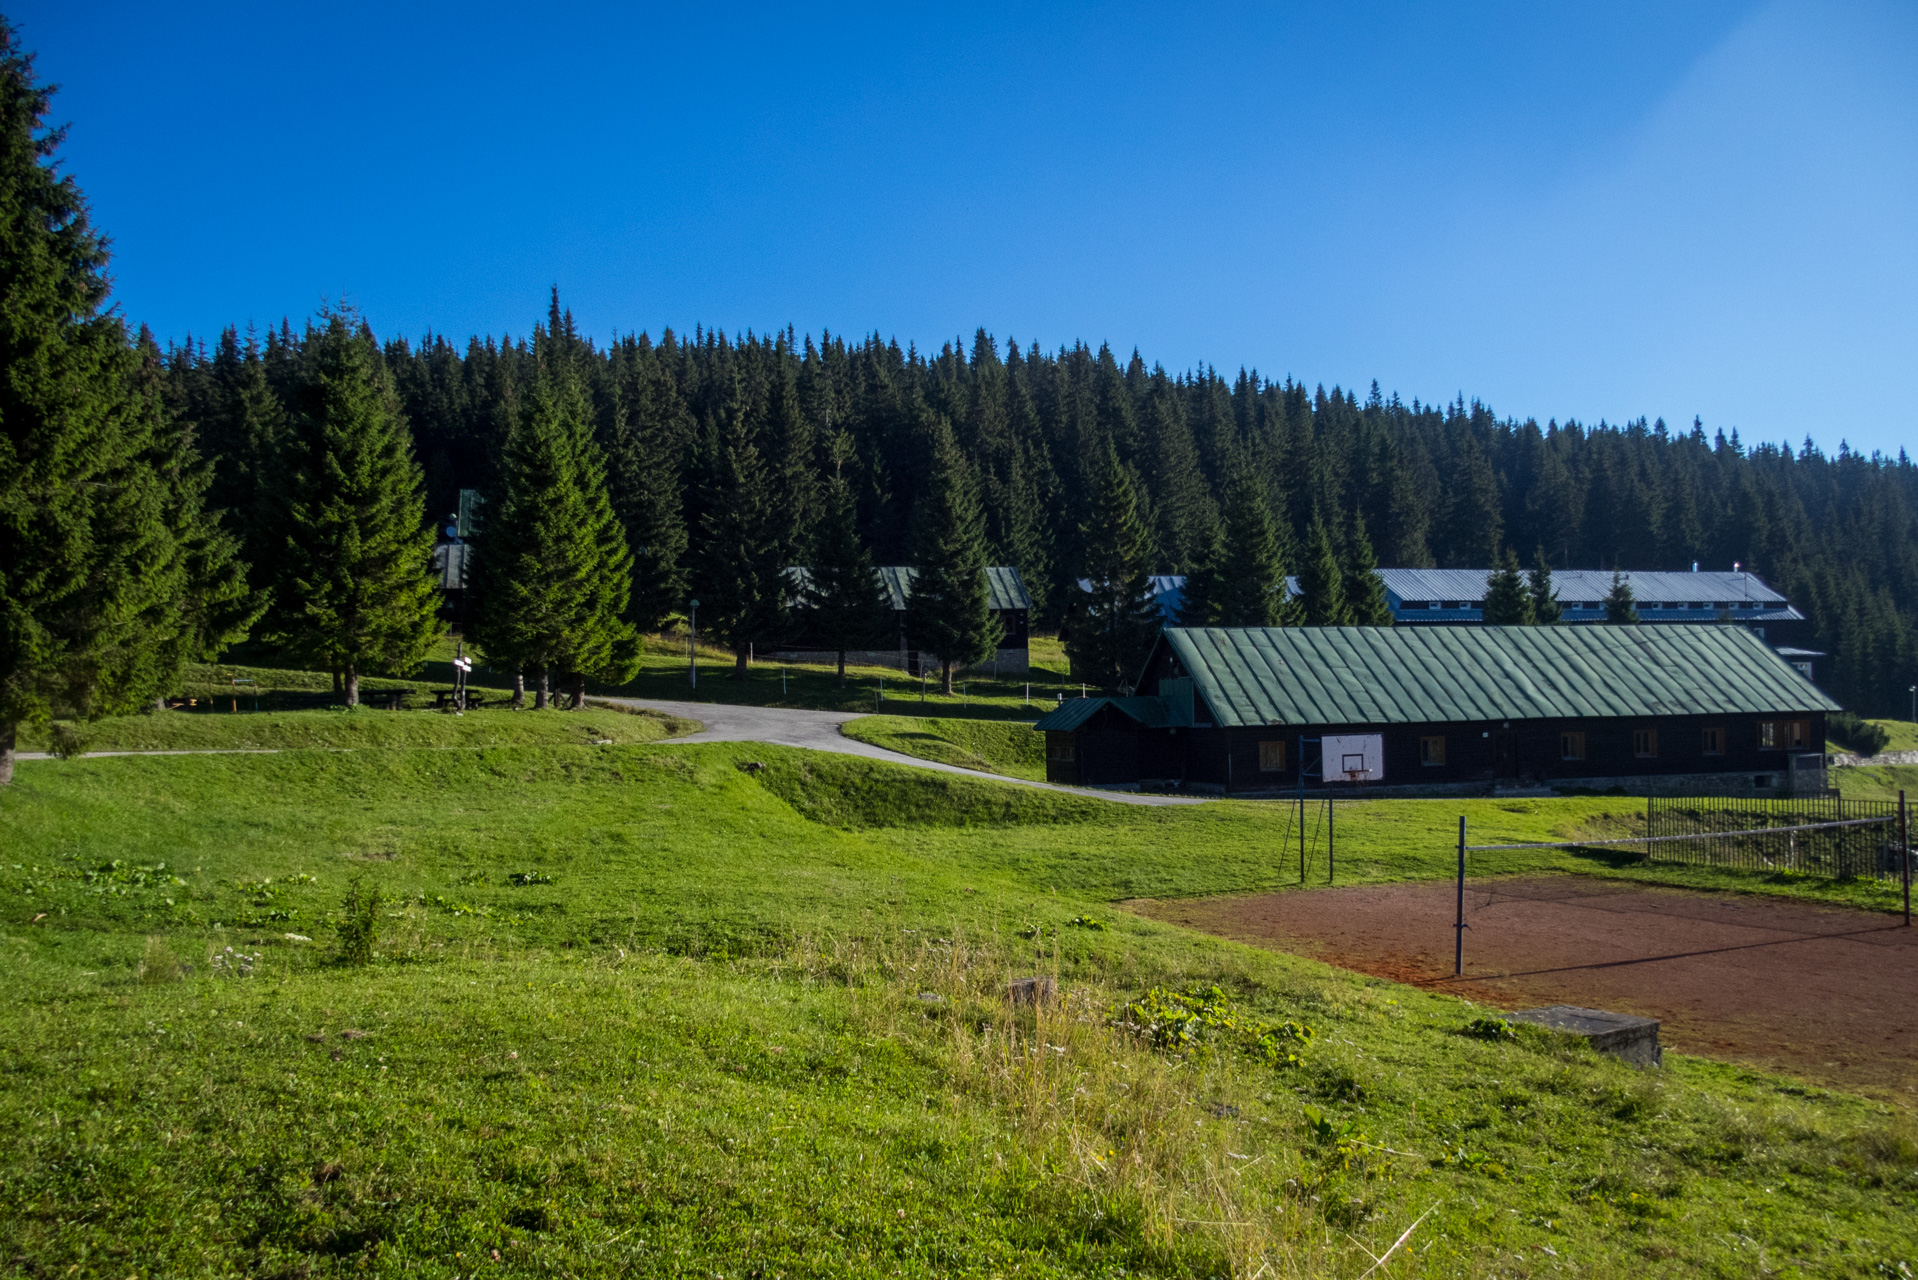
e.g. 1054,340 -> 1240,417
2,742 -> 1914,1277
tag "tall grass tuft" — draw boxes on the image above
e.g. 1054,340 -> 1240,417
335,873 -> 381,965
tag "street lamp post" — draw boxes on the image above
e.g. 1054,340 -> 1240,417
689,600 -> 700,690
1908,684 -> 1914,724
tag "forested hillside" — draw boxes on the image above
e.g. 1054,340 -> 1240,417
160,300 -> 1918,714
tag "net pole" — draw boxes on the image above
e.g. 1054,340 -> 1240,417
1328,794 -> 1335,884
1901,789 -> 1910,928
1455,815 -> 1466,977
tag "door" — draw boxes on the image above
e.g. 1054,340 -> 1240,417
1492,731 -> 1520,779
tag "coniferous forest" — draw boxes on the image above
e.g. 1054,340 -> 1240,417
161,305 -> 1918,714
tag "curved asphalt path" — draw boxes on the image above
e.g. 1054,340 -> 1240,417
599,696 -> 1203,807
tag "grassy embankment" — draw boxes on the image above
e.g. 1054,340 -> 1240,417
3,738 -> 1915,1277
841,715 -> 1046,780
17,660 -> 696,754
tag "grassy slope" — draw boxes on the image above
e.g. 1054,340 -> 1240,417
1,745 -> 1914,1277
841,715 -> 1047,780
1867,719 -> 1918,752
1834,763 -> 1918,803
17,706 -> 694,754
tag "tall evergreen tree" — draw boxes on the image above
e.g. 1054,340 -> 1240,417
693,400 -> 788,678
470,325 -> 640,708
1603,570 -> 1640,625
1482,547 -> 1535,624
269,312 -> 443,706
1212,471 -> 1292,626
0,28 -> 252,782
802,444 -> 894,685
1176,514 -> 1227,627
1296,514 -> 1347,626
1527,546 -> 1563,624
601,335 -> 690,632
1341,509 -> 1394,625
1065,445 -> 1161,688
911,419 -> 1002,693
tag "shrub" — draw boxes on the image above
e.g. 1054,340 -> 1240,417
47,723 -> 87,759
335,874 -> 381,965
1830,712 -> 1891,757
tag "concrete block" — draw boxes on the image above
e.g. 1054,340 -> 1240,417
1505,1004 -> 1662,1067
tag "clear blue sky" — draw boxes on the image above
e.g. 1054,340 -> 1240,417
16,1 -> 1917,455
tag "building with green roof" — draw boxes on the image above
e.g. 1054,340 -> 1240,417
1031,625 -> 1840,797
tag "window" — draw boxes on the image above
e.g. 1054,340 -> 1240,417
1420,736 -> 1446,766
1560,731 -> 1585,761
1701,727 -> 1725,756
1758,720 -> 1809,751
1047,738 -> 1076,763
1633,728 -> 1658,758
1258,741 -> 1286,772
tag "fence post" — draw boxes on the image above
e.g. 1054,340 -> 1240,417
1902,789 -> 1910,928
1328,794 -> 1335,884
1455,816 -> 1467,977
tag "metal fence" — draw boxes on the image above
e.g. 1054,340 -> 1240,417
1643,794 -> 1903,880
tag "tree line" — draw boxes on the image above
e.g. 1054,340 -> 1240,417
180,307 -> 1915,711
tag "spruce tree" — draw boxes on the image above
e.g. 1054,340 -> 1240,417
470,326 -> 640,707
1527,546 -> 1563,624
1176,515 -> 1227,627
1064,445 -> 1159,689
602,335 -> 689,633
1603,570 -> 1640,625
911,419 -> 1002,693
803,444 -> 894,685
1482,547 -> 1534,624
0,26 -> 250,782
1341,508 -> 1393,626
1296,514 -> 1348,626
1212,471 -> 1292,626
692,403 -> 788,678
269,312 -> 443,706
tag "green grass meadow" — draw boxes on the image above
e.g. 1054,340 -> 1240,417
2,733 -> 1915,1277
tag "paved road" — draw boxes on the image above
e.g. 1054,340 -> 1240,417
602,697 -> 1203,807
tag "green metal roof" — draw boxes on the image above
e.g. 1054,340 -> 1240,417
1158,625 -> 1842,728
875,565 -> 1032,612
1033,695 -> 1170,733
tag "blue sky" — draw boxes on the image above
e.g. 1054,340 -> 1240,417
16,1 -> 1917,455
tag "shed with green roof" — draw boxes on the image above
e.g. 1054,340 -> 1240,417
1036,625 -> 1839,795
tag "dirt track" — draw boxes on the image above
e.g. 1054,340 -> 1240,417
1129,875 -> 1918,1097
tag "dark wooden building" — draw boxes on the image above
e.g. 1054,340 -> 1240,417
1034,625 -> 1840,797
773,565 -> 1033,676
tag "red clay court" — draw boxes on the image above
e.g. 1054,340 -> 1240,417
1130,874 -> 1918,1097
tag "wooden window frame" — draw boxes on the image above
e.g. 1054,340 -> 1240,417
1047,738 -> 1076,763
1701,726 -> 1726,756
1420,736 -> 1446,767
1560,731 -> 1585,762
1258,740 -> 1286,773
1633,728 -> 1658,759
1757,720 -> 1808,751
